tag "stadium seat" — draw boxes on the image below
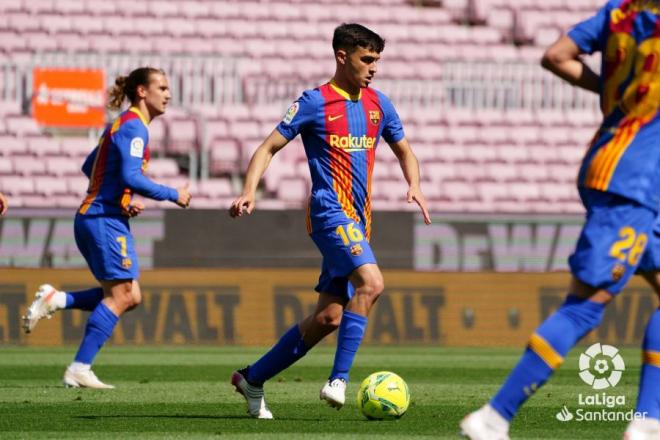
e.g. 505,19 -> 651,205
13,155 -> 47,176
209,138 -> 241,175
198,178 -> 234,199
45,156 -> 83,177
0,157 -> 13,175
27,136 -> 60,156
61,137 -> 95,158
168,118 -> 198,155
0,135 -> 26,156
35,175 -> 68,196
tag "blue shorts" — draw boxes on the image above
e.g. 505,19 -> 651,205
310,221 -> 377,299
74,213 -> 139,281
569,188 -> 658,294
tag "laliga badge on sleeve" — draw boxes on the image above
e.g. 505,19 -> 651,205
283,102 -> 299,125
130,137 -> 144,157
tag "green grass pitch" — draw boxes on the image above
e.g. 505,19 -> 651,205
0,346 -> 642,439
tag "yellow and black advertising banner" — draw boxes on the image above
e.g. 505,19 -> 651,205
0,269 -> 656,347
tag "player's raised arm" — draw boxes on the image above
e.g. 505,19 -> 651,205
230,129 -> 289,218
388,138 -> 431,225
541,37 -> 599,93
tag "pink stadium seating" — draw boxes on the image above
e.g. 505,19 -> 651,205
34,176 -> 68,196
198,178 -> 233,199
0,135 -> 26,156
27,136 -> 60,156
146,158 -> 180,178
209,138 -> 241,174
61,137 -> 95,158
168,118 -> 198,155
14,155 -> 47,176
0,1 -> 603,214
45,157 -> 83,177
0,157 -> 13,175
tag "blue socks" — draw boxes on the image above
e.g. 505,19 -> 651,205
247,324 -> 309,386
74,302 -> 119,365
330,310 -> 368,382
636,308 -> 660,420
65,288 -> 104,311
491,295 -> 605,420
246,311 -> 368,385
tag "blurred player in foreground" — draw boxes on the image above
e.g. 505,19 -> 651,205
22,67 -> 191,388
229,23 -> 431,419
461,2 -> 660,439
0,192 -> 7,215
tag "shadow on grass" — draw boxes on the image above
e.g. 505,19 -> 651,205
73,414 -> 360,422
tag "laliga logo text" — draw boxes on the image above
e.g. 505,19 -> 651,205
556,343 -> 647,422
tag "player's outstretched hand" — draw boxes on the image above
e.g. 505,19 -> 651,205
407,186 -> 431,225
229,193 -> 255,218
176,183 -> 191,208
0,192 -> 7,216
127,201 -> 145,218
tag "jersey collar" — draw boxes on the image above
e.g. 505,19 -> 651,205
329,80 -> 361,101
129,106 -> 149,127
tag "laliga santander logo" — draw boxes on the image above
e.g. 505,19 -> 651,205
578,343 -> 625,390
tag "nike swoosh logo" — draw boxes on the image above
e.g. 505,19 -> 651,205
328,114 -> 343,121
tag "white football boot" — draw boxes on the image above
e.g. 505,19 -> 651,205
320,378 -> 347,409
623,418 -> 660,440
231,369 -> 273,419
460,404 -> 511,440
63,365 -> 115,389
22,284 -> 65,334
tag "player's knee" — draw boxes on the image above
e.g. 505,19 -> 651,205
314,310 -> 342,332
359,277 -> 384,302
113,282 -> 139,311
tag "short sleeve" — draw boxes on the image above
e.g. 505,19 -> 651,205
567,1 -> 614,54
276,90 -> 319,140
379,93 -> 405,144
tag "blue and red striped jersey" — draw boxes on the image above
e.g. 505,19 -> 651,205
78,107 -> 178,216
277,81 -> 404,239
568,0 -> 660,211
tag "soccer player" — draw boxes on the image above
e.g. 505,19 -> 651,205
22,67 -> 192,389
461,2 -> 660,439
229,23 -> 431,419
0,192 -> 7,215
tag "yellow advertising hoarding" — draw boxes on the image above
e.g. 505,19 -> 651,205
0,269 -> 655,346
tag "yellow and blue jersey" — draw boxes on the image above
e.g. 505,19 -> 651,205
276,81 -> 404,240
569,0 -> 660,211
78,107 -> 178,216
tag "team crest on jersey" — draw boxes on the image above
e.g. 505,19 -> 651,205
612,263 -> 625,282
283,102 -> 299,125
350,244 -> 363,256
369,110 -> 380,125
122,258 -> 132,269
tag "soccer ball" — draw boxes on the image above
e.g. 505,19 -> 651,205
356,371 -> 410,420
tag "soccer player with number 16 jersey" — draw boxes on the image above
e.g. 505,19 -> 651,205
229,23 -> 431,419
